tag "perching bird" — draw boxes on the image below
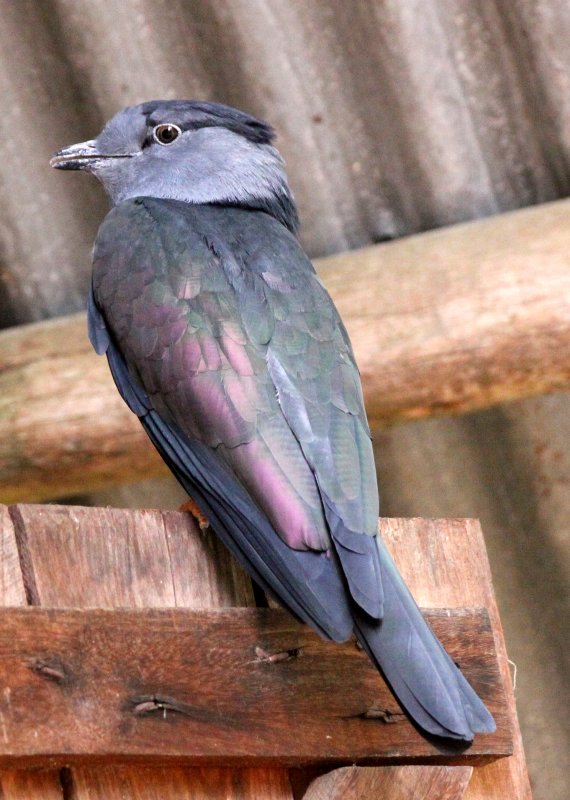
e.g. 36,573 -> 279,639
51,100 -> 495,741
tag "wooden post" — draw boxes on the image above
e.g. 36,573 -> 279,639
0,506 -> 531,798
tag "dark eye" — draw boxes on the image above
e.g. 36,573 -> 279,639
153,124 -> 181,145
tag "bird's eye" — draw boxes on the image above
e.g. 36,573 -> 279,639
153,124 -> 182,145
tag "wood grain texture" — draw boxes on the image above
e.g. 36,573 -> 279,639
0,504 -> 290,799
1,199 -> 570,503
322,200 -> 570,425
9,504 -> 254,610
0,605 -> 509,766
0,314 -> 167,503
0,510 -> 62,798
0,771 -> 64,800
302,765 -> 473,800
69,767 -> 294,800
0,507 -> 26,606
379,518 -> 531,800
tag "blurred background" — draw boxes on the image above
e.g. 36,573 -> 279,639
0,2 -> 569,797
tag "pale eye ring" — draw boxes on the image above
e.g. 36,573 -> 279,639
153,123 -> 182,145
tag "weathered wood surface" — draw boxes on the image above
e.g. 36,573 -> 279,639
1,199 -> 570,504
9,503 -> 253,610
0,504 -> 291,799
69,767 -> 295,800
0,507 -> 530,798
0,605 -> 508,766
0,771 -> 65,800
0,506 -> 26,606
302,765 -> 474,800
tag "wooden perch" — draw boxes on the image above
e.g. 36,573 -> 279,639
1,199 -> 569,503
0,605 -> 509,766
0,508 -> 529,798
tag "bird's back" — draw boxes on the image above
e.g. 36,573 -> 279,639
93,197 -> 380,559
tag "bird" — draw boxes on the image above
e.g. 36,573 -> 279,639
51,99 -> 495,741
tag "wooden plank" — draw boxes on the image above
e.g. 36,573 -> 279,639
0,605 -> 509,767
70,767 -> 294,800
0,509 -> 62,798
2,198 -> 570,503
0,504 -> 291,799
9,504 -> 253,610
0,771 -> 64,800
0,507 -> 527,795
380,519 -> 531,800
0,507 -> 26,607
302,765 -> 473,800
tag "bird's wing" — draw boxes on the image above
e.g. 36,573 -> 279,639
264,284 -> 382,618
260,273 -> 383,618
89,282 -> 353,641
90,199 -> 370,638
91,197 -> 382,620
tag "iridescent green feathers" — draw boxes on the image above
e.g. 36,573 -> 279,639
93,198 -> 382,612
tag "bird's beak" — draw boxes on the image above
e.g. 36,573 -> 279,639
50,139 -> 101,170
50,139 -> 133,171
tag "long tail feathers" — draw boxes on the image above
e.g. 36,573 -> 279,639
353,538 -> 496,741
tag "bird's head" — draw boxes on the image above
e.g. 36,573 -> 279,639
51,100 -> 298,232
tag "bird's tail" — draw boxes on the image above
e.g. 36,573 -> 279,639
353,538 -> 496,741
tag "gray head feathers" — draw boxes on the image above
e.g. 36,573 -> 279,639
140,100 -> 275,144
52,100 -> 299,233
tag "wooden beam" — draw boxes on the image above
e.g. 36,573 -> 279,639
0,605 -> 509,767
302,765 -> 473,800
1,199 -> 570,502
0,772 -> 64,800
322,204 -> 570,423
69,767 -> 294,800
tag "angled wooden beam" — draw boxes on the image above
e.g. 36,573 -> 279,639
1,199 -> 569,501
302,765 -> 474,800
